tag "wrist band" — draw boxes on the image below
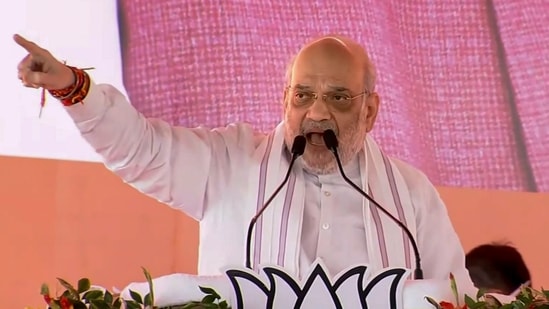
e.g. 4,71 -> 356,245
49,66 -> 91,106
37,65 -> 94,118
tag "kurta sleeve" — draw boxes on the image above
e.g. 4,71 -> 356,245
412,173 -> 473,287
63,81 -> 254,220
393,159 -> 473,285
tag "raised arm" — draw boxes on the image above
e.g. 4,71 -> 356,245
14,34 -> 256,220
66,81 -> 234,220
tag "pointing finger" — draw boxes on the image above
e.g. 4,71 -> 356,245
13,34 -> 44,55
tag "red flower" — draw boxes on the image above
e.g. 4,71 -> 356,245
439,301 -> 456,309
439,301 -> 467,309
43,294 -> 52,305
59,296 -> 71,309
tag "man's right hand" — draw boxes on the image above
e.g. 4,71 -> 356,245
14,34 -> 75,90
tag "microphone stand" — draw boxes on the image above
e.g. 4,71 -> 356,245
245,135 -> 306,269
322,129 -> 424,280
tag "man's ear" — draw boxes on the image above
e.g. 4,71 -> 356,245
282,88 -> 289,111
365,92 -> 380,132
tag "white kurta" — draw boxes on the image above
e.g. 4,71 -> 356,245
65,81 -> 473,287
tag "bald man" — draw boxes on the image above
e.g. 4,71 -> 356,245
14,34 -> 470,284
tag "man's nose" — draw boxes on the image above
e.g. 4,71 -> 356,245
306,97 -> 331,121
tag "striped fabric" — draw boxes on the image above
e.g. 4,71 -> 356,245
117,0 -> 549,192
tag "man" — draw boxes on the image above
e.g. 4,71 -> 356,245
14,33 -> 471,284
466,243 -> 531,295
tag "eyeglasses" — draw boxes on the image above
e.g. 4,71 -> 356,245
287,86 -> 370,108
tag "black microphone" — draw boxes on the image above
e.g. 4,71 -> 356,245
322,129 -> 424,280
245,135 -> 307,269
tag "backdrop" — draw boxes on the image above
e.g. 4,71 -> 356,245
117,0 -> 549,192
1,0 -> 548,191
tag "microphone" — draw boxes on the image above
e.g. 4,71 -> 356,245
322,129 -> 424,280
245,135 -> 307,269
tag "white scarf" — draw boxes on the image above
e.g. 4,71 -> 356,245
246,122 -> 417,278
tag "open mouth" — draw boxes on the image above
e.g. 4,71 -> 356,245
305,132 -> 325,146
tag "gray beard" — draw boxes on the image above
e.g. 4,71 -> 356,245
298,144 -> 362,175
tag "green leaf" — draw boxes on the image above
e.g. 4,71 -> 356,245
218,300 -> 229,309
57,277 -> 79,298
464,295 -> 487,309
449,273 -> 459,306
142,267 -> 155,306
199,286 -> 220,298
125,300 -> 142,309
83,290 -> 104,302
104,290 -> 113,305
424,296 -> 442,309
476,287 -> 486,300
77,278 -> 91,293
72,300 -> 88,309
201,294 -> 217,303
129,289 -> 143,304
464,294 -> 477,307
113,298 -> 122,309
516,288 -> 532,303
61,290 -> 77,301
40,283 -> 50,296
89,299 -> 111,309
144,293 -> 153,307
57,277 -> 77,291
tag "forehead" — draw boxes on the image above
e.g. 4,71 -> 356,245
291,40 -> 364,90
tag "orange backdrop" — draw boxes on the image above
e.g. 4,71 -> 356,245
1,155 -> 547,309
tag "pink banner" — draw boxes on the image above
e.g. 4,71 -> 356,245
117,0 -> 549,192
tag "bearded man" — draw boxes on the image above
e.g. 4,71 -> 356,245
14,33 -> 471,285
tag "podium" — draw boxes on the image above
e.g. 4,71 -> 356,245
120,261 -> 488,308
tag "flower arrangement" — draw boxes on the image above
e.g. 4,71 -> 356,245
28,269 -> 549,309
26,268 -> 231,309
426,274 -> 549,309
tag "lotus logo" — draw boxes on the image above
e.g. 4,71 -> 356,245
224,260 -> 410,308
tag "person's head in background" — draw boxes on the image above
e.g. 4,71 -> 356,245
466,242 -> 531,295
